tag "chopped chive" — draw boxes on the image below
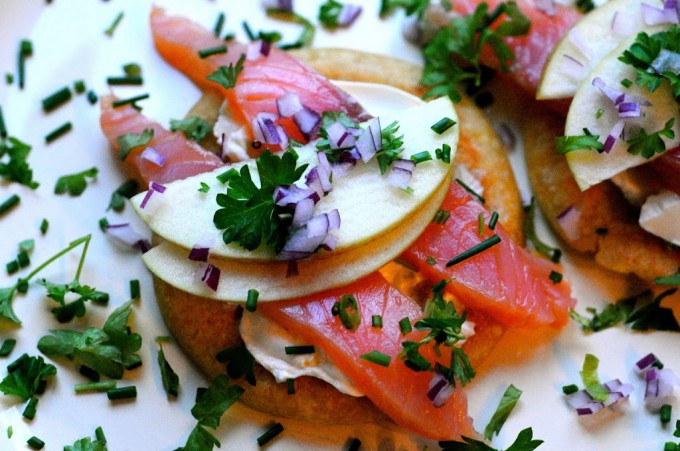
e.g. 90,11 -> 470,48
360,350 -> 391,367
399,317 -> 412,335
22,396 -> 39,420
6,260 -> 19,274
246,288 -> 259,312
39,218 -> 49,234
27,436 -> 44,450
98,217 -> 109,232
122,63 -> 142,77
0,105 -> 7,139
661,404 -> 672,424
76,380 -> 117,393
562,384 -> 579,395
663,442 -> 678,451
488,211 -> 499,230
104,12 -> 124,37
621,78 -> 633,88
106,75 -> 143,86
7,425 -> 12,438
347,438 -> 362,451
477,212 -> 485,236
257,423 -> 284,447
432,209 -> 450,225
86,90 -> 98,105
410,151 -> 433,164
456,178 -> 485,204
198,182 -> 210,193
445,234 -> 501,267
18,39 -> 33,90
95,426 -> 106,444
19,239 -> 34,253
78,364 -> 100,382
431,117 -> 456,134
44,121 -> 72,143
41,86 -> 72,112
286,378 -> 295,394
5,73 -> 13,85
549,270 -> 563,284
338,294 -> 361,331
130,279 -> 140,299
284,345 -> 315,355
425,256 -> 437,265
16,278 -> 28,293
112,93 -> 149,109
155,336 -> 174,344
216,168 -> 239,184
17,251 -> 30,268
198,45 -> 228,59
125,360 -> 142,371
0,194 -> 20,216
213,12 -> 226,37
73,80 -> 86,93
435,143 -> 452,163
107,385 -> 136,400
371,315 -> 383,328
0,338 -> 16,357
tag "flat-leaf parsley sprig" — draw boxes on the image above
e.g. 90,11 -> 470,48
0,234 -> 93,324
213,149 -> 308,253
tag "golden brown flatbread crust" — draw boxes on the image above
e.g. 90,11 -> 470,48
154,49 -> 522,425
523,104 -> 680,282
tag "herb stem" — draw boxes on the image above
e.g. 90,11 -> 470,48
23,234 -> 91,284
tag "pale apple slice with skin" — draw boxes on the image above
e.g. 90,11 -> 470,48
537,0 -> 664,100
132,88 -> 457,261
142,174 -> 449,303
564,31 -> 680,190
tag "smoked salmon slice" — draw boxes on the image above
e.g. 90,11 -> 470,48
400,181 -> 575,328
99,96 -> 223,186
258,271 -> 476,441
150,7 -> 369,145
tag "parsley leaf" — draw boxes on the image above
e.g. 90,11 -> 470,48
619,26 -> 680,104
157,343 -> 180,397
0,354 -> 56,401
38,279 -> 108,323
216,345 -> 256,386
191,374 -> 244,429
420,2 -> 530,103
170,116 -> 213,143
0,136 -> 39,189
570,289 -> 680,332
116,129 -> 154,161
37,300 -> 142,379
0,286 -> 20,324
178,424 -> 221,451
484,384 -> 523,440
207,54 -> 246,90
555,134 -> 604,154
63,428 -> 108,451
379,0 -> 430,18
107,179 -> 138,212
440,427 -> 543,451
54,167 -> 99,196
625,117 -> 675,159
213,150 -> 308,252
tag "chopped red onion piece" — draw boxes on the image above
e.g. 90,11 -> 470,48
604,120 -> 625,153
325,121 -> 357,149
650,48 -> 680,74
306,214 -> 330,238
252,112 -> 286,146
139,181 -> 167,209
387,166 -> 413,190
246,40 -> 271,60
262,0 -> 293,12
188,236 -> 215,262
105,223 -> 149,252
294,106 -> 322,138
331,161 -> 355,180
150,181 -> 166,193
565,378 -> 633,416
337,4 -> 363,26
635,353 -> 662,374
611,11 -> 636,35
568,28 -> 593,60
641,1 -> 679,25
556,205 -> 582,241
276,124 -> 289,149
306,166 -> 332,196
533,0 -> 556,16
560,54 -> 586,79
644,368 -> 678,411
140,147 -> 166,167
427,372 -> 455,407
274,184 -> 319,207
618,102 -> 641,118
495,122 -> 517,150
592,77 -> 625,105
197,263 -> 220,291
392,158 -> 416,172
276,92 -> 303,118
327,209 -> 340,231
292,197 -> 315,227
354,117 -> 381,162
320,234 -> 338,251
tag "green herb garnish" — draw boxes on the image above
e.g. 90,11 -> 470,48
111,93 -> 148,110
117,129 -> 153,160
555,134 -> 604,154
265,9 -> 315,49
0,194 -> 20,217
0,354 -> 56,401
0,136 -> 39,189
580,353 -> 608,402
54,167 -> 98,196
107,179 -> 139,212
337,294 -> 361,331
379,0 -> 429,18
319,0 -> 360,28
213,149 -> 308,252
106,75 -> 142,86
198,45 -> 228,59
44,121 -> 72,144
63,427 -> 108,451
170,115 -> 212,142
439,427 -> 543,451
484,384 -> 523,440
104,12 -> 124,37
626,118 -> 675,159
41,86 -> 71,112
377,120 -> 405,174
360,350 -> 391,367
446,234 -> 501,267
215,345 -> 256,386
207,54 -> 246,90
523,198 -> 561,262
157,343 -> 180,397
257,423 -> 284,447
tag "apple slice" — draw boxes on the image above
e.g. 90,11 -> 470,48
564,31 -> 680,190
141,176 -> 450,302
537,0 -> 661,100
132,89 -> 457,261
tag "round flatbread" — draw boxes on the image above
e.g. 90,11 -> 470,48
154,49 -> 523,425
523,104 -> 680,282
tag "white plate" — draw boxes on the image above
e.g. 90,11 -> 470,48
0,1 -> 678,450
